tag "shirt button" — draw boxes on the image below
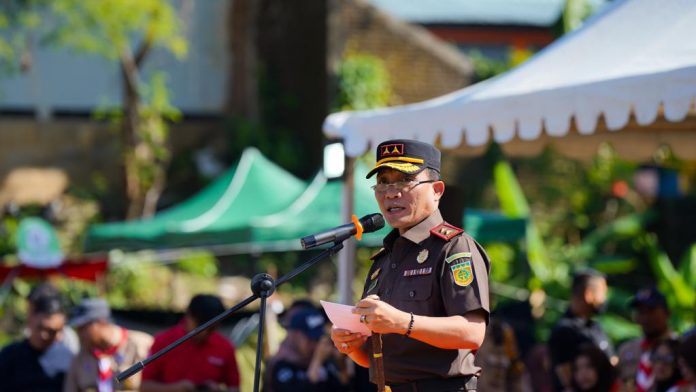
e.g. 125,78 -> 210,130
409,290 -> 415,298
391,263 -> 396,269
385,288 -> 391,295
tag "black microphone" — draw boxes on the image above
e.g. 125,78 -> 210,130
301,213 -> 385,249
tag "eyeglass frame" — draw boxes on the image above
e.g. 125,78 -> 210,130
371,179 -> 438,193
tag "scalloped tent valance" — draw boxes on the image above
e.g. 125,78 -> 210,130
324,0 -> 696,159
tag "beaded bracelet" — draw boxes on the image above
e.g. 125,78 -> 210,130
404,312 -> 414,337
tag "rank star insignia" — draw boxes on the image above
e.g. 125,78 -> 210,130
370,267 -> 381,281
417,249 -> 428,264
430,223 -> 464,241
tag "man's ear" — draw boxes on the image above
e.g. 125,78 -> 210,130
433,181 -> 445,199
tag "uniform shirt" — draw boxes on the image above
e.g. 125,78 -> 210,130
548,310 -> 615,392
142,322 -> 240,388
617,332 -> 676,392
63,329 -> 153,392
361,209 -> 491,384
0,339 -> 66,392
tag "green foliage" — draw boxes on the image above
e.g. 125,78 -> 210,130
485,243 -> 516,282
467,48 -> 534,82
334,53 -> 391,111
173,250 -> 219,278
562,0 -> 599,33
47,0 -> 186,59
467,51 -> 509,82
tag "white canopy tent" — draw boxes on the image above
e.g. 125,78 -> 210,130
327,0 -> 696,304
324,0 -> 696,159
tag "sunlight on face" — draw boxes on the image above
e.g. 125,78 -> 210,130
374,169 -> 442,234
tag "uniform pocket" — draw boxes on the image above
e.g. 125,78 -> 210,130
400,278 -> 433,301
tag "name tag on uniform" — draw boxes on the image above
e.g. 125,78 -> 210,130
403,267 -> 432,277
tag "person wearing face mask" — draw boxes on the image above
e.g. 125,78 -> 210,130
548,270 -> 616,392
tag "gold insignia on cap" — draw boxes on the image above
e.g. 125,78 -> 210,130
417,249 -> 428,264
380,143 -> 404,157
370,267 -> 381,281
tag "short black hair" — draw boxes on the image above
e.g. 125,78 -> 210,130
187,294 -> 225,325
571,269 -> 606,296
28,282 -> 65,315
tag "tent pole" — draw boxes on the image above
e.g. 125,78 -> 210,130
338,155 -> 356,305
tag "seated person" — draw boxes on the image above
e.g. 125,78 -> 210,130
63,298 -> 153,392
264,308 -> 350,392
141,294 -> 240,392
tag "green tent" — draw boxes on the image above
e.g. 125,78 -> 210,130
84,148 -> 307,251
463,208 -> 527,243
232,162 -> 390,253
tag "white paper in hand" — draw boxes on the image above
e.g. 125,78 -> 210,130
320,300 -> 372,336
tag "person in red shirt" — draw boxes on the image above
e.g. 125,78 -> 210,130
141,294 -> 240,392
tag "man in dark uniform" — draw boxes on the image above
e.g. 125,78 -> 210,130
330,139 -> 490,391
548,269 -> 616,392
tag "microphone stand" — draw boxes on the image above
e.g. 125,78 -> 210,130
116,240 -> 346,392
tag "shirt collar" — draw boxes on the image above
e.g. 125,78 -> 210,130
402,210 -> 444,244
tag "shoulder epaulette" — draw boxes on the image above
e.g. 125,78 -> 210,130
430,223 -> 464,241
369,248 -> 386,261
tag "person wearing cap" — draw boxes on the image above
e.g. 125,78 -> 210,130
617,286 -> 675,392
141,294 -> 240,392
0,282 -> 74,392
548,270 -> 615,392
330,139 -> 491,391
63,297 -> 153,392
265,308 -> 351,392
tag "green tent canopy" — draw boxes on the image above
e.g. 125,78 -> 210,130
232,162 -> 390,253
463,208 -> 527,243
84,148 -> 307,251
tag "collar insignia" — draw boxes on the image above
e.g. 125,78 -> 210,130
430,223 -> 464,241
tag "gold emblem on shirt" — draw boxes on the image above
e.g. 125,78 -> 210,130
416,249 -> 428,264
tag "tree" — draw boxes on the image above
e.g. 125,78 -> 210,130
1,0 -> 188,219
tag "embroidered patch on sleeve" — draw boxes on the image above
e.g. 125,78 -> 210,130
445,252 -> 472,264
450,260 -> 474,287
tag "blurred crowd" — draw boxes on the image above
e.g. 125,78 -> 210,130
2,273 -> 696,392
473,270 -> 696,392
